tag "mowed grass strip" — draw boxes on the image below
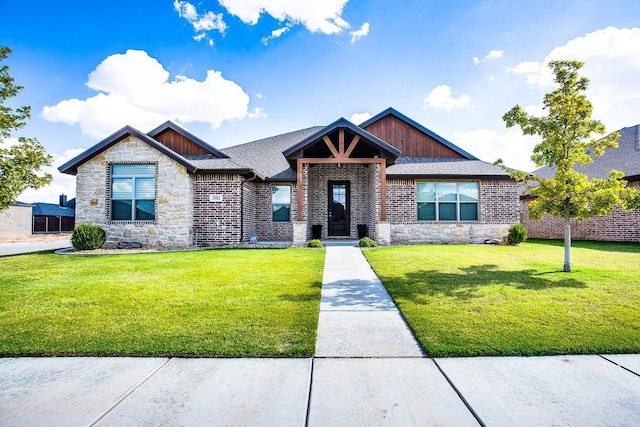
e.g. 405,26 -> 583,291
0,248 -> 324,357
363,240 -> 640,357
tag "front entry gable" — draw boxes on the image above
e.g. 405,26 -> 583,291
282,118 -> 401,168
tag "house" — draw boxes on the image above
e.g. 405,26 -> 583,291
59,108 -> 520,248
0,202 -> 33,238
32,195 -> 76,234
522,124 -> 640,242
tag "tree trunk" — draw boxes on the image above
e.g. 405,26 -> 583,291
563,204 -> 571,272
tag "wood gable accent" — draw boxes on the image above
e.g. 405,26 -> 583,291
363,114 -> 464,158
153,128 -> 213,156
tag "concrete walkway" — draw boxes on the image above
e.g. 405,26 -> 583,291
1,246 -> 640,426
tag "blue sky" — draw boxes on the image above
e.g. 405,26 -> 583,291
2,0 -> 639,203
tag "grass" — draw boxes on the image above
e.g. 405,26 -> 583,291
0,248 -> 324,357
363,239 -> 640,357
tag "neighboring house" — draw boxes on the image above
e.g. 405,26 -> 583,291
59,108 -> 520,248
522,124 -> 640,242
32,195 -> 76,234
0,202 -> 33,238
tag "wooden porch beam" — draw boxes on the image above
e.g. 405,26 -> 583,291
344,135 -> 360,158
338,129 -> 345,157
379,160 -> 387,221
297,159 -> 303,221
323,136 -> 340,159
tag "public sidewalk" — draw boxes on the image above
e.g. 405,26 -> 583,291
1,246 -> 639,426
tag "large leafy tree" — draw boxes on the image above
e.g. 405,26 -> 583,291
500,60 -> 640,272
0,46 -> 52,210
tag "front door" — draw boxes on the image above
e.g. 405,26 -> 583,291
328,181 -> 350,236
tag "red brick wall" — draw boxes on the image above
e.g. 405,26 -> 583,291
193,174 -> 243,245
254,182 -> 297,241
522,199 -> 640,242
385,178 -> 519,224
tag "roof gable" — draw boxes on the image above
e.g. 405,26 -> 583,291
147,121 -> 228,158
283,118 -> 401,167
361,107 -> 478,160
58,126 -> 198,175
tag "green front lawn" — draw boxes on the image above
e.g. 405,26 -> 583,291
364,240 -> 640,357
0,248 -> 324,357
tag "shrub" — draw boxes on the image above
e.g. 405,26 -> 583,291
307,239 -> 323,248
71,224 -> 106,250
507,223 -> 528,245
359,237 -> 378,248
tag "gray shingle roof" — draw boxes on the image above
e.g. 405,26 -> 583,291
221,126 -> 324,180
533,125 -> 640,180
387,157 -> 510,178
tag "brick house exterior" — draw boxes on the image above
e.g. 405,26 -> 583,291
60,108 -> 520,248
522,124 -> 640,242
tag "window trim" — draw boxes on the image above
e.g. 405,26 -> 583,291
271,185 -> 291,223
108,163 -> 157,223
417,181 -> 479,222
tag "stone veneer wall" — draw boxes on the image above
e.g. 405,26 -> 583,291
0,204 -> 32,237
193,174 -> 244,246
75,136 -> 193,248
521,199 -> 640,242
308,164 -> 370,239
387,178 -> 519,244
253,182 -> 298,241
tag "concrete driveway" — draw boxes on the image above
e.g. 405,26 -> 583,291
0,239 -> 71,256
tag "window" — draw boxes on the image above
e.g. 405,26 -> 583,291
111,164 -> 156,221
417,182 -> 478,221
272,185 -> 291,222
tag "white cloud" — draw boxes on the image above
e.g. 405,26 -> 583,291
350,22 -> 370,44
473,49 -> 503,64
507,26 -> 640,131
423,85 -> 471,111
174,0 -> 226,45
247,107 -> 268,119
261,25 -> 291,45
42,50 -> 250,139
218,0 -> 351,34
454,128 -> 537,172
349,112 -> 372,124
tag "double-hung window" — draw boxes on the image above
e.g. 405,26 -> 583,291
111,164 -> 156,221
271,185 -> 291,222
417,182 -> 478,221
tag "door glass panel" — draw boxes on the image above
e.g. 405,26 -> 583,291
332,184 -> 346,221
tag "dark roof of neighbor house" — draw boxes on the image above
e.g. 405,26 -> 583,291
387,157 -> 510,179
32,203 -> 75,217
532,125 -> 640,181
360,108 -> 479,160
222,126 -> 324,180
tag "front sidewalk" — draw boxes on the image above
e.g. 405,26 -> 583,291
1,246 -> 639,426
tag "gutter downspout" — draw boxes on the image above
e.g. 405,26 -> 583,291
240,172 -> 258,243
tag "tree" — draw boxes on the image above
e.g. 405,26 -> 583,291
499,60 -> 640,272
0,46 -> 52,210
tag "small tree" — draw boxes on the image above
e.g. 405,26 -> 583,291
499,60 -> 640,272
0,46 -> 52,210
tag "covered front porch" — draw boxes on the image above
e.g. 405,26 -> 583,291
281,118 -> 400,246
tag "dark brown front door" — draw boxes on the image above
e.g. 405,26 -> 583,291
328,181 -> 350,236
